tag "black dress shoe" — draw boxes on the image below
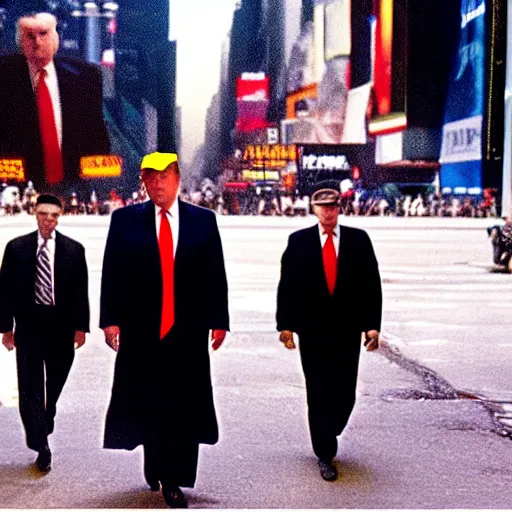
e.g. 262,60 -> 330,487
35,446 -> 52,472
318,459 -> 338,481
162,486 -> 188,508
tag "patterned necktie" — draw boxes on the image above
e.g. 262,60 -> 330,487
36,69 -> 64,185
159,210 -> 175,339
323,231 -> 337,295
35,238 -> 54,305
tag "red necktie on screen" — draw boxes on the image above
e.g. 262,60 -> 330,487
159,210 -> 175,339
323,231 -> 337,295
36,69 -> 64,185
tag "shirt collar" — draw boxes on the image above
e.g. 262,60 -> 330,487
155,198 -> 179,218
28,60 -> 56,87
38,230 -> 56,244
319,223 -> 340,238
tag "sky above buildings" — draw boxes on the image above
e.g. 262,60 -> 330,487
170,0 -> 238,164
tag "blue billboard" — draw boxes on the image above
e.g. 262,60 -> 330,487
439,0 -> 486,194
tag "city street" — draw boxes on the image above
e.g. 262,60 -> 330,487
1,214 -> 512,508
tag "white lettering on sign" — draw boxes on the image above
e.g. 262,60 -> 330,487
302,154 -> 350,171
461,1 -> 485,29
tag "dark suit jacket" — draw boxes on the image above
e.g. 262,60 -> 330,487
100,200 -> 229,449
0,54 -> 110,192
0,230 -> 90,338
277,224 -> 382,336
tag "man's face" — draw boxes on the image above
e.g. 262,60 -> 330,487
19,19 -> 58,68
35,203 -> 61,239
142,163 -> 180,210
313,204 -> 340,231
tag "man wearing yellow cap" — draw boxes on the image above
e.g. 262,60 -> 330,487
100,152 -> 229,508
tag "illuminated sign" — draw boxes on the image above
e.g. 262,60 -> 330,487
0,159 -> 25,181
236,75 -> 269,101
302,154 -> 350,171
241,170 -> 280,182
461,1 -> 485,28
243,144 -> 297,162
80,155 -> 122,178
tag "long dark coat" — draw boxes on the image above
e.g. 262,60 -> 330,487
276,224 -> 382,437
100,200 -> 229,450
0,54 -> 110,192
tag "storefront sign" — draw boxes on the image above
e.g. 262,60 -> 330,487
241,170 -> 280,182
80,155 -> 123,178
301,154 -> 350,171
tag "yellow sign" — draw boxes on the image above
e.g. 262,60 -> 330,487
242,170 -> 280,182
243,144 -> 297,164
0,159 -> 25,181
80,155 -> 122,178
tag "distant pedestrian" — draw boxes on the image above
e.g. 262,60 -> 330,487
277,180 -> 382,481
0,194 -> 89,472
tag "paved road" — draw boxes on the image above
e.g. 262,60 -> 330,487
0,213 -> 512,508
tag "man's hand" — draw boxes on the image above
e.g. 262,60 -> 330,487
364,330 -> 379,352
211,329 -> 227,351
74,331 -> 86,349
279,330 -> 296,350
103,325 -> 120,352
2,331 -> 15,351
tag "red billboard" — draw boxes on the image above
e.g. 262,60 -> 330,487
236,73 -> 270,101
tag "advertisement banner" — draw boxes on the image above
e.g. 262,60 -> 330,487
325,0 -> 351,61
440,0 -> 486,192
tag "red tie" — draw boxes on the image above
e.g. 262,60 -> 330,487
323,231 -> 337,295
159,210 -> 175,339
36,69 -> 64,185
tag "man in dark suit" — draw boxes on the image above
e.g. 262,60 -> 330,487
100,152 -> 229,509
0,12 -> 110,195
277,181 -> 382,481
0,194 -> 90,472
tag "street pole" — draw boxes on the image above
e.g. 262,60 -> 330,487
501,0 -> 512,216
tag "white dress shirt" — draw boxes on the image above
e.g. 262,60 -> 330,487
155,200 -> 179,256
29,60 -> 63,148
37,230 -> 56,304
318,223 -> 340,257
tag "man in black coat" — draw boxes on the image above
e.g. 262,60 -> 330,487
0,194 -> 90,472
277,181 -> 382,481
0,12 -> 110,195
100,152 -> 229,509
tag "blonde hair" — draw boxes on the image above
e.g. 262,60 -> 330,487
16,12 -> 59,52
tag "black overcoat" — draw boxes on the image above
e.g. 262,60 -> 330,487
276,224 -> 382,436
100,200 -> 229,450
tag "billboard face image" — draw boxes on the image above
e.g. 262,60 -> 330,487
0,0 -> 175,199
440,0 -> 486,193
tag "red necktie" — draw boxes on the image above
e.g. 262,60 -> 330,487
36,69 -> 64,185
323,231 -> 337,295
159,210 -> 174,339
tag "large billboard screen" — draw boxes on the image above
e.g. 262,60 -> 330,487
369,0 -> 407,136
0,0 -> 175,199
439,0 -> 486,194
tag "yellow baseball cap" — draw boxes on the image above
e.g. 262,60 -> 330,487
140,152 -> 178,171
